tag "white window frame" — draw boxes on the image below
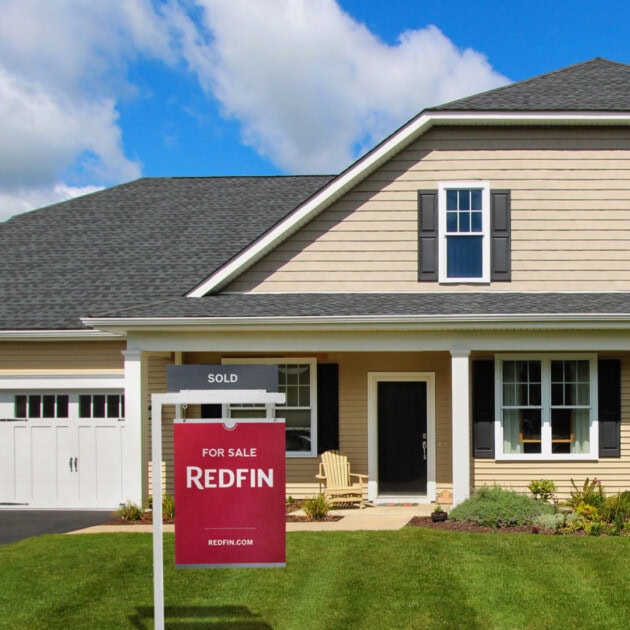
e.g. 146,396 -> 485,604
438,182 -> 490,283
222,358 -> 318,457
494,354 -> 599,461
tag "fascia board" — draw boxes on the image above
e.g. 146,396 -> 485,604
0,329 -> 123,340
83,312 -> 630,334
187,111 -> 630,298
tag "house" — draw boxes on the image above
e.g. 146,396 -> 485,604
1,57 -> 629,510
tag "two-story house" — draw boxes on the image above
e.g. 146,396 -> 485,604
1,57 -> 629,510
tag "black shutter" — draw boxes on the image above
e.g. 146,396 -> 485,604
200,404 -> 222,418
317,363 -> 339,453
599,359 -> 621,457
418,190 -> 438,281
472,360 -> 495,458
490,190 -> 511,281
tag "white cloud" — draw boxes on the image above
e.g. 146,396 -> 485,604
0,0 -> 169,220
0,0 -> 510,220
173,0 -> 509,172
0,184 -> 103,222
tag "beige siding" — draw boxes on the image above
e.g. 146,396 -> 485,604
228,126 -> 630,292
0,341 -> 125,373
147,353 -> 174,496
143,351 -> 454,499
473,356 -> 630,499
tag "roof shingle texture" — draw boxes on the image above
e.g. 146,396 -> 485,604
0,176 -> 333,329
89,292 -> 630,320
430,58 -> 630,111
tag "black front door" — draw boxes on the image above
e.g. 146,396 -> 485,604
377,381 -> 427,495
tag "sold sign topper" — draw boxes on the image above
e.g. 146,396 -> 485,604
174,419 -> 286,568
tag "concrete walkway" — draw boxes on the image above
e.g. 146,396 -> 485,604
68,504 -> 436,535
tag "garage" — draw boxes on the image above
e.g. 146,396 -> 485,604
0,389 -> 128,509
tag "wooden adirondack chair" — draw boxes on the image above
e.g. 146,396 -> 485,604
315,450 -> 368,508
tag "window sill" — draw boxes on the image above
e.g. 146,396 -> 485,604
495,454 -> 598,462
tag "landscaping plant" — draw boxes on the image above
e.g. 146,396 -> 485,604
116,499 -> 143,521
303,494 -> 331,520
449,485 -> 554,528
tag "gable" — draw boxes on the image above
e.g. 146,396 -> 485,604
226,125 -> 630,293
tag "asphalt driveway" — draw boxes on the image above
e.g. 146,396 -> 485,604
0,510 -> 114,544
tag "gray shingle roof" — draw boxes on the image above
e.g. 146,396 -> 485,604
429,58 -> 630,112
87,292 -> 630,320
0,176 -> 333,329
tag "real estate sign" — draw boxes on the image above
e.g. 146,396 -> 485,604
174,419 -> 286,568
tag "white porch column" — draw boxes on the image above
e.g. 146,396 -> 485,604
123,349 -> 144,506
451,348 -> 471,506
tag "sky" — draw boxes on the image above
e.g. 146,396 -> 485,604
1,0 -> 630,221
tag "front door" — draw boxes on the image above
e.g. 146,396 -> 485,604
377,381 -> 427,495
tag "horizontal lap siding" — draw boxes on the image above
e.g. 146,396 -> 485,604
473,356 -> 630,498
147,353 -> 174,496
227,126 -> 630,293
0,341 -> 125,373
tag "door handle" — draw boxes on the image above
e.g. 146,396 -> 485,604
69,457 -> 74,472
422,440 -> 427,461
74,457 -> 78,473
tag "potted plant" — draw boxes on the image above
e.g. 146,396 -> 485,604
431,505 -> 448,522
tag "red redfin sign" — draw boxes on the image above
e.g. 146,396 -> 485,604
174,419 -> 286,568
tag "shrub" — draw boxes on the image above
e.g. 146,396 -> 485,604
528,479 -> 557,503
162,493 -> 175,520
600,491 -> 630,525
117,500 -> 143,521
303,494 -> 331,520
566,477 -> 606,510
449,486 -> 553,528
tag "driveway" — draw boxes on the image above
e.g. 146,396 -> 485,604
0,510 -> 114,544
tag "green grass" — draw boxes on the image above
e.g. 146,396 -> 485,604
1,530 -> 629,629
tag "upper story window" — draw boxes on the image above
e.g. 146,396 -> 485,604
439,183 -> 490,283
418,185 -> 510,283
496,355 -> 597,460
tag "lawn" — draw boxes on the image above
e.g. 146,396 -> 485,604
1,529 -> 628,629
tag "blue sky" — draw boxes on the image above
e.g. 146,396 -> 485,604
1,0 -> 629,220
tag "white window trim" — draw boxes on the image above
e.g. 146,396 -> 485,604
438,182 -> 490,284
494,353 -> 599,461
222,357 -> 318,458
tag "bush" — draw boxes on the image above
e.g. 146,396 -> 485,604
528,479 -> 557,503
117,500 -> 143,521
449,486 -> 553,528
303,494 -> 331,520
162,493 -> 175,520
566,477 -> 606,510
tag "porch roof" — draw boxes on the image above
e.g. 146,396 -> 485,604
84,292 -> 630,325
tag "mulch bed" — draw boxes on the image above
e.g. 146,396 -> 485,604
103,502 -> 344,526
406,516 -> 554,535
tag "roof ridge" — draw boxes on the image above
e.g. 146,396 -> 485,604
427,57 -> 629,112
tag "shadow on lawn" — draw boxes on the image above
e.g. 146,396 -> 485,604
130,605 -> 271,629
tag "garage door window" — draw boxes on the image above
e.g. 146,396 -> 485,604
79,394 -> 125,419
15,394 -> 69,418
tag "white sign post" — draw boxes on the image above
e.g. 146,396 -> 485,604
150,389 -> 285,630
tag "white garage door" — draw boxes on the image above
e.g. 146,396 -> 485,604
0,393 -> 127,509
